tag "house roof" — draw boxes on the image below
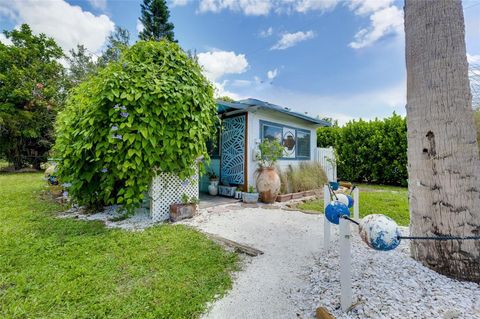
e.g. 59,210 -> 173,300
216,98 -> 331,126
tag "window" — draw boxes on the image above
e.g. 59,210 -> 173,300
262,123 -> 282,142
296,130 -> 311,158
260,121 -> 311,159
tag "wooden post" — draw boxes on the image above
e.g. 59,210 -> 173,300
353,187 -> 359,220
323,184 -> 331,249
339,217 -> 352,312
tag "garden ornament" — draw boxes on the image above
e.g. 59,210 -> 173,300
329,181 -> 339,191
336,193 -> 354,208
325,200 -> 350,225
358,214 -> 401,251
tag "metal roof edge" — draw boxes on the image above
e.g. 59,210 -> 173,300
219,98 -> 331,126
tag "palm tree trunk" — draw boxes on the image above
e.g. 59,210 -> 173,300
405,0 -> 480,282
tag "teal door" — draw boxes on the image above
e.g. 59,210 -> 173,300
220,115 -> 246,185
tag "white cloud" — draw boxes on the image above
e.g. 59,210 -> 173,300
260,26 -> 273,37
197,50 -> 249,81
197,0 -> 339,15
87,0 -> 107,10
198,0 -> 272,15
271,30 -> 315,50
348,0 -> 391,15
190,0 -> 400,48
295,0 -> 339,13
349,2 -> 403,49
213,80 -> 244,100
171,0 -> 190,6
136,19 -> 144,34
0,6 -> 17,20
267,68 -> 278,80
197,50 -> 249,100
0,0 -> 114,54
0,33 -> 12,45
467,53 -> 480,65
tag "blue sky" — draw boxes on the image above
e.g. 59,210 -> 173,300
1,0 -> 480,124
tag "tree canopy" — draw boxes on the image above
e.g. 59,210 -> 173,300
54,41 -> 217,211
97,26 -> 130,67
0,24 -> 66,169
66,44 -> 97,85
139,0 -> 175,42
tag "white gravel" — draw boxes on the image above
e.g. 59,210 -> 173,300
181,203 -> 325,319
57,205 -> 155,230
183,204 -> 480,319
291,227 -> 480,319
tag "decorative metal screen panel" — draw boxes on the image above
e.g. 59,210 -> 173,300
221,115 -> 246,185
150,169 -> 199,222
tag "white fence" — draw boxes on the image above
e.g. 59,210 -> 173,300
150,169 -> 199,222
315,147 -> 337,182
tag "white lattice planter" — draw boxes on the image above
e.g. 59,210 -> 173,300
150,169 -> 199,222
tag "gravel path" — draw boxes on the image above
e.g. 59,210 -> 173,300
183,203 -> 480,319
181,204 -> 325,319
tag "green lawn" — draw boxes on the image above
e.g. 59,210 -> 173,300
298,184 -> 409,226
0,173 -> 238,318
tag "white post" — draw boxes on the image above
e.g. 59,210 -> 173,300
353,187 -> 359,220
323,184 -> 331,249
339,217 -> 352,312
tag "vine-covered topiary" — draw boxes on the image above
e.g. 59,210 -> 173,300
54,40 -> 217,210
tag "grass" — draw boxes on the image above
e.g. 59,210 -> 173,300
0,160 -> 11,170
0,173 -> 238,318
297,184 -> 409,226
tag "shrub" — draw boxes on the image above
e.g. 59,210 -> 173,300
317,124 -> 341,148
278,162 -> 327,194
54,41 -> 217,211
316,113 -> 407,186
0,24 -> 66,169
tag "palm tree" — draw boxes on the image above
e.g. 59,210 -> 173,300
405,0 -> 480,282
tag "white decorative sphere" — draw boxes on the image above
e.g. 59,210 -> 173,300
336,193 -> 350,207
359,214 -> 401,251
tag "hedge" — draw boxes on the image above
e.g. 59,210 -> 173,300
317,114 -> 407,186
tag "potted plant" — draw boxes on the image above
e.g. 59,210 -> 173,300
255,139 -> 284,203
242,185 -> 259,203
218,180 -> 237,197
234,186 -> 243,199
170,193 -> 199,222
207,169 -> 219,196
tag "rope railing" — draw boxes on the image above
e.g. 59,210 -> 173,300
322,182 -> 480,312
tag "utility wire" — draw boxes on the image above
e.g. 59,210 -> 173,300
465,1 -> 480,10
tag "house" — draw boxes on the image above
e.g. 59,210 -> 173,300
199,98 -> 331,193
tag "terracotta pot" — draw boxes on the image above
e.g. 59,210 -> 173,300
256,167 -> 281,203
170,203 -> 197,222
